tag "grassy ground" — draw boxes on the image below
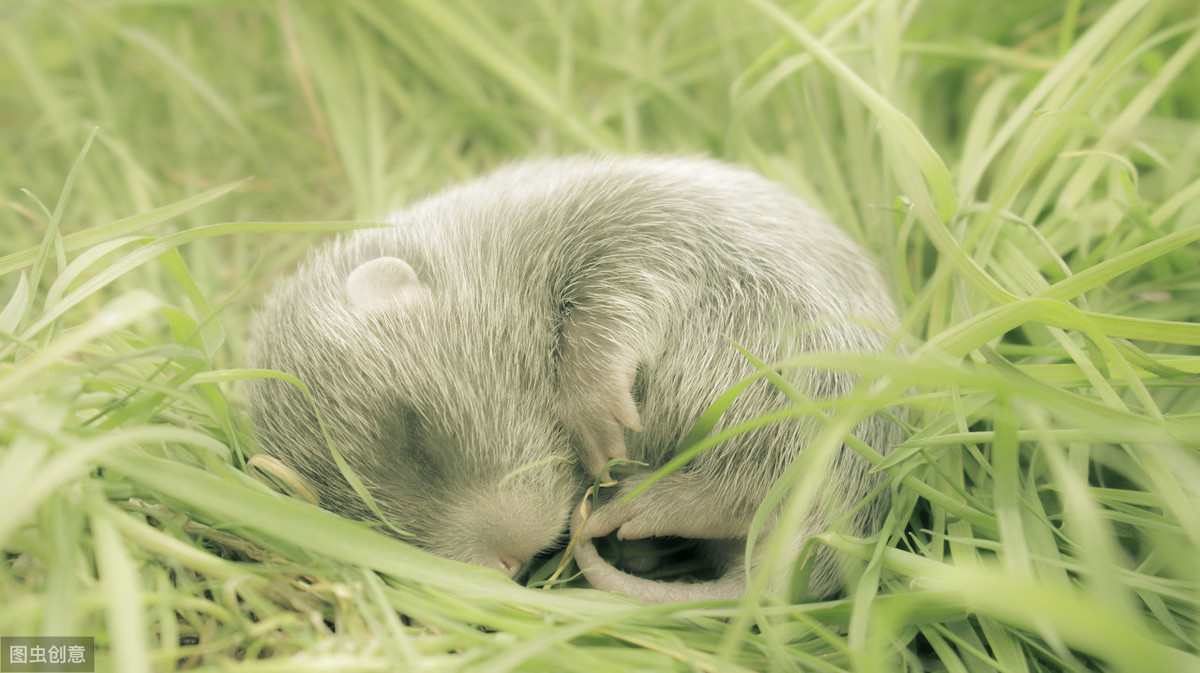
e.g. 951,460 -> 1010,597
2,0 -> 1199,670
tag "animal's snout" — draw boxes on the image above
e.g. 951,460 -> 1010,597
496,556 -> 523,579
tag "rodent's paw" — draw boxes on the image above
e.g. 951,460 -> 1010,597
558,369 -> 642,477
614,510 -> 669,542
578,474 -> 752,542
608,503 -> 694,542
574,490 -> 642,541
573,480 -> 679,543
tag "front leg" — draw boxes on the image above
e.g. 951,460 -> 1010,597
556,313 -> 645,477
548,210 -> 696,478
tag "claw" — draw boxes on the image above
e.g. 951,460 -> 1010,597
566,390 -> 637,476
558,346 -> 642,476
608,388 -> 642,432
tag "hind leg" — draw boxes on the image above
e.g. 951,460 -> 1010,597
575,471 -> 754,543
570,484 -> 750,603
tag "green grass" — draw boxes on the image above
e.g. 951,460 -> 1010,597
3,0 -> 1199,670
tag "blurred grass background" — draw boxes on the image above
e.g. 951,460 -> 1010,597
2,0 -> 1199,671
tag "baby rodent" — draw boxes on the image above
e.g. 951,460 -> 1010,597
246,155 -> 901,599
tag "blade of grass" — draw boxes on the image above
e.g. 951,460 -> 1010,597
0,178 -> 252,277
744,0 -> 957,222
23,128 -> 97,329
89,487 -> 151,673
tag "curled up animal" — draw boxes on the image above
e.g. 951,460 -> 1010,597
246,155 -> 903,601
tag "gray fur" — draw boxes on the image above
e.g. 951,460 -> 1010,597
246,155 -> 902,598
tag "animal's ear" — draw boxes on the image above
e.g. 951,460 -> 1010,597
346,257 -> 425,310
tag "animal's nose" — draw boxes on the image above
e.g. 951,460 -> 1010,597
496,556 -> 523,579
